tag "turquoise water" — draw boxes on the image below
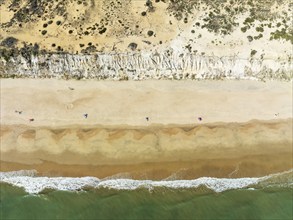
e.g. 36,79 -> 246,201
1,183 -> 292,220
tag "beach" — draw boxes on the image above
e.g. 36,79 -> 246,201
1,79 -> 292,126
1,79 -> 292,179
1,0 -> 292,219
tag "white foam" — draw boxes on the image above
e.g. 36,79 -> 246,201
0,175 -> 100,194
1,170 -> 262,194
2,169 -> 293,194
0,170 -> 37,178
98,177 -> 260,192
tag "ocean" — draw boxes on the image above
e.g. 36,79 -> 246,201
1,170 -> 292,220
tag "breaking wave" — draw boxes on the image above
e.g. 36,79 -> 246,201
0,169 -> 292,194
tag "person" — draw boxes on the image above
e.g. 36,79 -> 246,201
146,117 -> 149,121
198,117 -> 202,121
83,113 -> 88,119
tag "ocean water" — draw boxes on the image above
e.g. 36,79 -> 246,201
1,170 -> 292,220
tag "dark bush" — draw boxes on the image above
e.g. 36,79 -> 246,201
0,37 -> 18,48
128,42 -> 138,50
147,30 -> 154,36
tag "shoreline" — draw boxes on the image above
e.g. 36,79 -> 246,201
1,119 -> 292,179
1,151 -> 292,180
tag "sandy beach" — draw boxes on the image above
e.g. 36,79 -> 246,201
1,1 -> 292,219
1,79 -> 292,126
1,79 -> 292,179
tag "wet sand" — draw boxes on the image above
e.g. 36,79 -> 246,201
1,120 -> 292,179
1,149 -> 292,180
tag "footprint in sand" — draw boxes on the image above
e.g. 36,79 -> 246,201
66,103 -> 74,110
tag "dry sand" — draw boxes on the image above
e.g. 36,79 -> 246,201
1,79 -> 292,126
1,79 -> 292,179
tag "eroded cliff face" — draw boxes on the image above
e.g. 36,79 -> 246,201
0,0 -> 292,80
0,52 -> 292,80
